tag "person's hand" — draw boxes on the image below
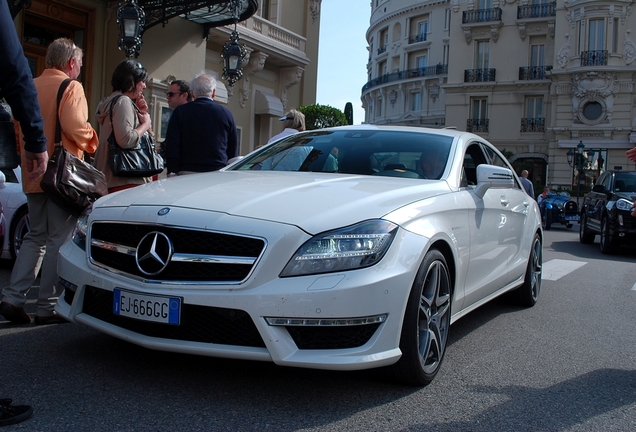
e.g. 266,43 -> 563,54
627,147 -> 636,162
138,111 -> 151,126
136,94 -> 148,113
24,150 -> 48,180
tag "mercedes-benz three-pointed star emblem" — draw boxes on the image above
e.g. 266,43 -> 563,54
136,232 -> 174,275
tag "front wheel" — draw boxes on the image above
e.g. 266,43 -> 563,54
542,210 -> 552,230
512,233 -> 542,307
599,217 -> 614,254
579,213 -> 595,244
392,249 -> 452,386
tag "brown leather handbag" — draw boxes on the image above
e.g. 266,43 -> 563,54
40,79 -> 108,216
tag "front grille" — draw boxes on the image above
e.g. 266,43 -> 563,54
286,324 -> 381,349
564,200 -> 578,215
82,286 -> 266,347
90,222 -> 265,282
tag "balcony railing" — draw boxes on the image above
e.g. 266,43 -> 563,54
580,50 -> 608,66
464,68 -> 496,82
521,118 -> 545,132
462,8 -> 502,24
408,33 -> 427,44
517,2 -> 556,19
466,119 -> 489,133
377,45 -> 387,55
361,64 -> 448,92
518,65 -> 553,80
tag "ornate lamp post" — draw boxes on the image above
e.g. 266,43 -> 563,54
220,0 -> 247,87
567,140 -> 587,205
117,0 -> 145,59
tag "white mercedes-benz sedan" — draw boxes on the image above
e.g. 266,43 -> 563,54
56,125 -> 542,386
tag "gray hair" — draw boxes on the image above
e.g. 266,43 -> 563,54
190,73 -> 216,98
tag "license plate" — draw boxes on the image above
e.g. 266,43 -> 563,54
564,215 -> 580,221
113,289 -> 181,325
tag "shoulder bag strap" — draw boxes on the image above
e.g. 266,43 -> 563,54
108,94 -> 125,127
54,78 -> 73,146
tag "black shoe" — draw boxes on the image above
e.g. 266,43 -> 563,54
34,311 -> 68,325
0,399 -> 33,426
0,302 -> 31,324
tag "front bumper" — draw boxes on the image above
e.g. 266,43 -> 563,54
56,225 -> 427,371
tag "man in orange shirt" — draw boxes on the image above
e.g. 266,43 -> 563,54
0,38 -> 98,325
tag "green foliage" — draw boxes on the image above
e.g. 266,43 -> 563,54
298,104 -> 348,130
344,102 -> 353,125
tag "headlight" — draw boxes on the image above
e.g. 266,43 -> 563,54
71,206 -> 92,250
280,220 -> 398,277
616,198 -> 633,212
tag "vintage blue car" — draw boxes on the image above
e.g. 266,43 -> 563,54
538,191 -> 579,230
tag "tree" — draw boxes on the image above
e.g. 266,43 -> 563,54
297,104 -> 348,130
344,102 -> 353,125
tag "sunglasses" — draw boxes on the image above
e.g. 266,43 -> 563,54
166,91 -> 184,97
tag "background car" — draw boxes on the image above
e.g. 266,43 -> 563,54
538,190 -> 579,230
55,125 -> 543,387
580,170 -> 636,254
0,167 -> 28,260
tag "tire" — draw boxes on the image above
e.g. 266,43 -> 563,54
565,223 -> 573,229
9,207 -> 29,260
579,213 -> 595,244
542,210 -> 552,231
512,233 -> 542,307
599,217 -> 614,254
392,249 -> 452,386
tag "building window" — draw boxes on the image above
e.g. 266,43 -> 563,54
530,43 -> 545,67
443,44 -> 449,65
479,0 -> 492,10
417,55 -> 427,69
377,98 -> 382,117
588,18 -> 605,51
445,8 -> 451,31
418,20 -> 429,38
467,97 -> 489,132
582,101 -> 603,121
476,41 -> 490,69
411,92 -> 421,111
522,97 -> 545,132
612,18 -> 619,53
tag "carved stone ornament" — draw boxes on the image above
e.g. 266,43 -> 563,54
239,50 -> 268,109
570,72 -> 617,125
280,66 -> 304,110
389,90 -> 398,107
625,31 -> 636,65
310,0 -> 322,24
557,34 -> 571,69
451,0 -> 459,13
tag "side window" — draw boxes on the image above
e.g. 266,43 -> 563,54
482,144 -> 522,190
462,143 -> 487,186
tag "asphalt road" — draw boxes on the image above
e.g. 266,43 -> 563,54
1,227 -> 635,431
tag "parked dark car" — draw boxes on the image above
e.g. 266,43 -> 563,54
580,170 -> 636,254
538,191 -> 579,230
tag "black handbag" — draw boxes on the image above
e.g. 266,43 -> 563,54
107,95 -> 164,177
40,79 -> 108,216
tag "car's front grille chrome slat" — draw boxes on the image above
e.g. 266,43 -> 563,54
89,222 -> 266,283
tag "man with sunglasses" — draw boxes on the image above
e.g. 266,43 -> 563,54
166,80 -> 192,110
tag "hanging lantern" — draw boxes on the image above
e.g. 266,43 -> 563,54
220,0 -> 247,87
117,0 -> 145,59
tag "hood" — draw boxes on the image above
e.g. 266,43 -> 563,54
95,171 -> 450,234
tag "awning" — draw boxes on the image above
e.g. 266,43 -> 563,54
255,90 -> 284,117
214,82 -> 228,104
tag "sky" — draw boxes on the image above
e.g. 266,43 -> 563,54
316,1 -> 370,125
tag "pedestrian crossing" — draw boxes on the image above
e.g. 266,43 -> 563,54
542,259 -> 587,281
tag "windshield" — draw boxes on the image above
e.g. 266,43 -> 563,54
230,129 -> 454,180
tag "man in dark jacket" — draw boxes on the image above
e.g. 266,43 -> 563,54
164,73 -> 239,176
0,0 -> 48,180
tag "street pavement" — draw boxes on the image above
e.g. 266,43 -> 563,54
0,227 -> 635,431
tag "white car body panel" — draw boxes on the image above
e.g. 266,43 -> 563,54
0,167 -> 27,259
55,125 -> 543,375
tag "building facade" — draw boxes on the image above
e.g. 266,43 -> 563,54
11,0 -> 322,154
362,0 -> 636,193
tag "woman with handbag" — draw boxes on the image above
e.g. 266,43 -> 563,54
93,60 -> 158,193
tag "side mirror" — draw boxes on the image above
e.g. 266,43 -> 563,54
591,184 -> 605,193
474,164 -> 514,198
